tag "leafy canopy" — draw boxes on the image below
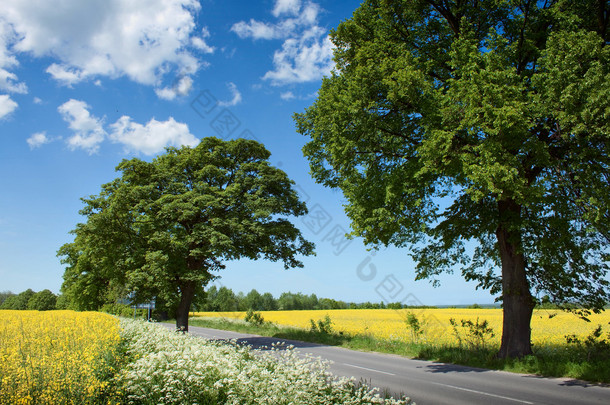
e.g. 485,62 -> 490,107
296,0 -> 610,311
59,137 -> 314,312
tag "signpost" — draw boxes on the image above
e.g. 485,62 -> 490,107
126,292 -> 156,321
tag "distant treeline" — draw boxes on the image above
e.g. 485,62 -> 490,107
0,287 -> 458,314
192,286 -> 435,312
3,288 -> 599,313
0,289 -> 62,311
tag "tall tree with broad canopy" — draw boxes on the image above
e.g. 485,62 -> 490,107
59,138 -> 314,331
295,0 -> 610,358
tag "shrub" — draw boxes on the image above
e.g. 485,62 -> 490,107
565,323 -> 610,362
404,312 -> 425,343
449,317 -> 495,350
244,308 -> 266,326
310,315 -> 333,334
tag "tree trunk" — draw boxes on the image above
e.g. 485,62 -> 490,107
176,281 -> 196,332
496,199 -> 534,358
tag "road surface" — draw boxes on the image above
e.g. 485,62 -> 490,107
162,324 -> 610,405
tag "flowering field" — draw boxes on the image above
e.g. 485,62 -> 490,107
0,310 -> 122,404
193,308 -> 610,347
1,311 -> 412,404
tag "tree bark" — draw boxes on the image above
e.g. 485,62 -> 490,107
496,199 -> 534,358
175,281 -> 196,332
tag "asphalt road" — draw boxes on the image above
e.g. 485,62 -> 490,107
162,324 -> 610,405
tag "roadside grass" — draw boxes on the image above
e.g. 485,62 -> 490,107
185,316 -> 610,383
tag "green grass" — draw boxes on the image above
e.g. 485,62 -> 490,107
182,316 -> 610,383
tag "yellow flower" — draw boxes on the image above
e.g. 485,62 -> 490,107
194,308 -> 610,347
0,310 -> 121,404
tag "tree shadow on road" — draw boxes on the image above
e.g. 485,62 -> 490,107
234,336 -> 327,351
203,336 -> 329,351
423,362 -> 490,374
523,374 -> 610,389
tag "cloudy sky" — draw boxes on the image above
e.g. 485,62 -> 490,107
0,0 -> 496,305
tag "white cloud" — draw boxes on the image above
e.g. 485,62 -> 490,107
45,64 -> 85,87
231,1 -> 320,40
109,116 -> 199,155
155,76 -> 194,100
263,27 -> 334,85
33,97 -> 42,104
191,27 -> 215,54
280,91 -> 295,100
0,69 -> 27,93
296,2 -> 320,26
0,20 -> 27,94
231,1 -> 333,86
56,98 -> 198,154
231,20 -> 281,40
273,0 -> 302,17
26,132 -> 50,149
218,82 -> 242,107
0,94 -> 17,119
58,99 -> 106,154
0,0 -> 208,97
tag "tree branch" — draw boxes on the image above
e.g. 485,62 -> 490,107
427,0 -> 461,36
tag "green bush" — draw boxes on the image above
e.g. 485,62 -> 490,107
404,312 -> 425,343
449,317 -> 495,350
565,323 -> 610,362
244,309 -> 265,326
100,303 -> 146,318
310,315 -> 333,334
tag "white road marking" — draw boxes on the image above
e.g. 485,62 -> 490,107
341,363 -> 396,376
430,381 -> 535,404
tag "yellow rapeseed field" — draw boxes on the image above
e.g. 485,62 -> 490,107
194,308 -> 610,347
0,310 -> 121,405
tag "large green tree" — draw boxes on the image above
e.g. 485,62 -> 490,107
59,138 -> 314,331
296,0 -> 610,357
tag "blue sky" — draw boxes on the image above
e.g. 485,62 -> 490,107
0,0 -> 496,305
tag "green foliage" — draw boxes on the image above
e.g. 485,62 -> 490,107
0,289 -> 58,311
449,317 -> 496,350
243,289 -> 263,311
244,309 -> 265,326
58,138 -> 314,329
295,0 -> 610,356
278,291 -> 319,310
205,286 -> 240,312
260,292 -> 278,311
0,291 -> 14,306
195,286 -> 437,312
54,294 -> 71,310
26,289 -> 57,311
99,302 -> 148,318
404,312 -> 424,343
565,323 -> 610,362
0,295 -> 18,310
0,289 -> 35,310
310,315 -> 334,334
